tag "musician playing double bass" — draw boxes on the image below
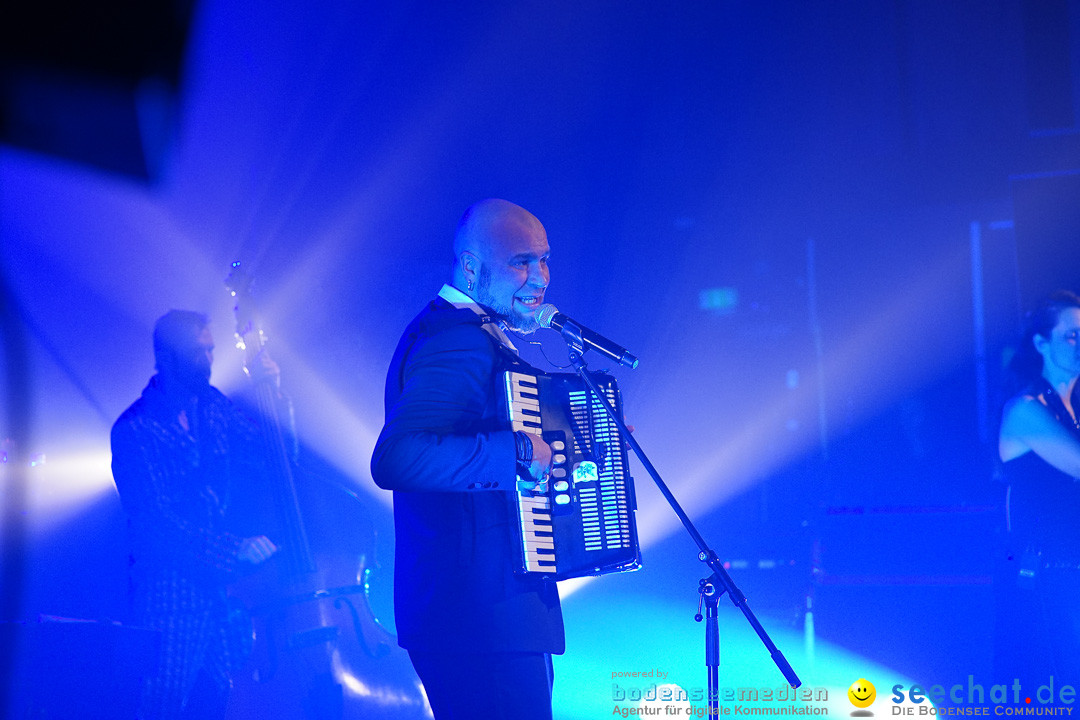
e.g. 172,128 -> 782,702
111,310 -> 280,720
371,198 -> 562,720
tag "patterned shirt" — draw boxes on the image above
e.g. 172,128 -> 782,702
111,375 -> 266,719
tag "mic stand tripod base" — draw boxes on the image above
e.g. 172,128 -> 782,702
696,574 -> 725,716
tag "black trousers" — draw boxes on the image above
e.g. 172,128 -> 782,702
1038,568 -> 1080,680
408,649 -> 554,720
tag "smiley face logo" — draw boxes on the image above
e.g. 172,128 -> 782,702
847,679 -> 876,708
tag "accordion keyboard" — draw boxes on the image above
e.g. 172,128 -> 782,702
503,369 -> 641,581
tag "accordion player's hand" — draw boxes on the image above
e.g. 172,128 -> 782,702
518,436 -> 554,494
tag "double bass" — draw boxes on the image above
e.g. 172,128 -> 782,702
224,263 -> 429,719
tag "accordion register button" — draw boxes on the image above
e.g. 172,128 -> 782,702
551,440 -> 566,451
555,494 -> 571,505
553,480 -> 569,492
551,468 -> 567,478
553,454 -> 566,464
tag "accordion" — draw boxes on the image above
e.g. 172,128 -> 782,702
502,369 -> 642,581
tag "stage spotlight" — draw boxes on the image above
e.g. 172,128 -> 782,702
0,445 -> 114,533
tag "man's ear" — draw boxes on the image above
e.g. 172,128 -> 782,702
460,251 -> 480,284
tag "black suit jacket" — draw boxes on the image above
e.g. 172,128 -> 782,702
371,297 -> 564,654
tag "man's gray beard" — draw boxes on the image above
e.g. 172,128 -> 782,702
476,266 -> 540,334
503,315 -> 540,334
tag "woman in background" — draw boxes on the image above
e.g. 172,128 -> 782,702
999,289 -> 1080,680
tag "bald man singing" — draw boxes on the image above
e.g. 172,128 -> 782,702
371,199 -> 561,719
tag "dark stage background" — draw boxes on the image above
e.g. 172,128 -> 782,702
3,0 -> 1080,717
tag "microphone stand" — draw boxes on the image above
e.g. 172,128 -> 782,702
557,321 -> 801,712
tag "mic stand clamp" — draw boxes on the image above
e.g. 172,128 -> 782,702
559,319 -> 588,368
556,318 -> 801,705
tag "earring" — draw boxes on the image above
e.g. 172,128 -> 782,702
467,280 -> 474,291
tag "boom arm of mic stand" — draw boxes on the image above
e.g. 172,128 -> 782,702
558,320 -> 801,690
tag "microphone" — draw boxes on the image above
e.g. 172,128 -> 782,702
535,304 -> 639,369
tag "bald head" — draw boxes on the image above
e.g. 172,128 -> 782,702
451,198 -> 551,332
453,199 -> 544,263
